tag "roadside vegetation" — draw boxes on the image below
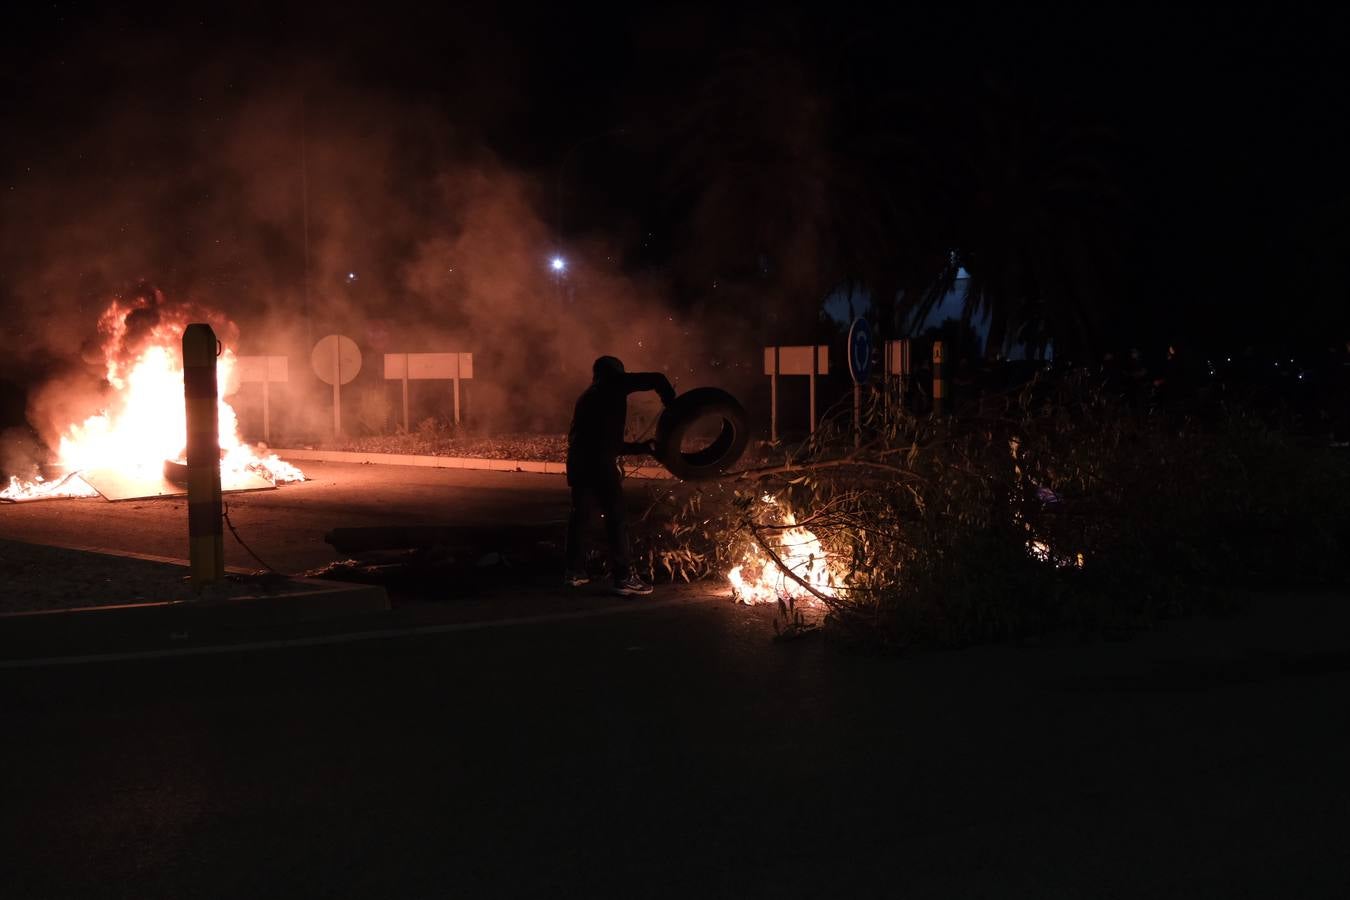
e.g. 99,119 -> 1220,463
634,373 -> 1350,648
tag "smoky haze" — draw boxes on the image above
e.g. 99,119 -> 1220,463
0,28 -> 754,469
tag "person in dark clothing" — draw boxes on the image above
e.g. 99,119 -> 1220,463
564,355 -> 676,595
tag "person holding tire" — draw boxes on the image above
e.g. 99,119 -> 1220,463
564,355 -> 675,596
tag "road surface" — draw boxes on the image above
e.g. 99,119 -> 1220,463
0,461 -> 578,574
2,461 -> 1348,897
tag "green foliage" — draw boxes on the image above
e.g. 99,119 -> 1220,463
635,372 -> 1350,648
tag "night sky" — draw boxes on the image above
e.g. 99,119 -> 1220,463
3,3 -> 1348,367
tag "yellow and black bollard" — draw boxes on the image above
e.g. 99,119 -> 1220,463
932,340 -> 945,417
183,324 -> 224,585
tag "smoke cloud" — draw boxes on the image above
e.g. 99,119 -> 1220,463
0,23 -> 756,470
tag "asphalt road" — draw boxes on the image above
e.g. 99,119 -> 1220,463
2,462 -> 1349,897
4,591 -> 1350,898
0,462 -> 578,574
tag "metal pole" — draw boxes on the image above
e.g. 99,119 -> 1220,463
900,339 -> 911,413
882,340 -> 891,425
332,346 -> 342,436
402,363 -> 410,433
300,99 -> 313,352
854,382 -> 862,448
809,345 -> 819,433
183,324 -> 224,585
770,346 -> 779,444
263,380 -> 271,444
932,340 -> 945,417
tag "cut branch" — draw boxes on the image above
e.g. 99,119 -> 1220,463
734,458 -> 927,482
745,521 -> 839,606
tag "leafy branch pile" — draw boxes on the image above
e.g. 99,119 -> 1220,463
634,372 -> 1350,648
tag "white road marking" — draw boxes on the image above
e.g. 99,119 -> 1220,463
0,592 -> 723,669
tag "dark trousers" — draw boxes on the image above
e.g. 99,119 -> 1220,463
564,467 -> 631,579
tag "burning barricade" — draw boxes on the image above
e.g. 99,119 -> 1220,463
635,375 -> 1122,644
728,494 -> 844,607
2,291 -> 303,502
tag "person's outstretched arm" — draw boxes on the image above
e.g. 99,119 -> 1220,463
621,372 -> 676,405
619,438 -> 657,456
618,372 -> 673,456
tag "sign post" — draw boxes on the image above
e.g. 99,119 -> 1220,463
848,318 -> 873,447
932,340 -> 946,417
885,339 -> 911,419
763,345 -> 829,438
237,355 -> 289,443
769,347 -> 780,442
383,352 -> 475,430
311,335 -> 362,436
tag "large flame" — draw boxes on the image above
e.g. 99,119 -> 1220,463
727,494 -> 846,606
2,297 -> 303,501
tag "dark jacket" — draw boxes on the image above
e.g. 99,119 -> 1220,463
566,372 -> 675,483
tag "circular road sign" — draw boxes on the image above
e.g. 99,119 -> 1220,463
311,334 -> 362,385
847,318 -> 873,384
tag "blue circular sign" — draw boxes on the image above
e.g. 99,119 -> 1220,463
847,318 -> 872,384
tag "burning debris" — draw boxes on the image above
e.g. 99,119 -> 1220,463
633,374 -> 1153,644
2,290 -> 304,502
0,470 -> 100,501
728,494 -> 845,607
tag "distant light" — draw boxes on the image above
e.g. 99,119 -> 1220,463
551,256 -> 566,272
346,272 -> 357,283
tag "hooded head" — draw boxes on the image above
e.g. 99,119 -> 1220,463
592,355 -> 625,383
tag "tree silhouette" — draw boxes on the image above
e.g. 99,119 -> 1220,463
904,80 -> 1125,359
652,41 -> 1124,358
652,34 -> 932,342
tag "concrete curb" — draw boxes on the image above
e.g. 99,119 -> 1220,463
273,448 -> 674,480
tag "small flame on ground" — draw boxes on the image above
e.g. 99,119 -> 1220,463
1,471 -> 99,502
724,496 -> 1085,612
1028,539 -> 1086,569
728,495 -> 846,606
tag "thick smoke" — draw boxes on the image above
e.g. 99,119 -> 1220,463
0,32 -> 753,468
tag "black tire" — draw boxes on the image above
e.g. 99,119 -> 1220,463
653,387 -> 750,481
163,458 -> 189,486
164,451 -> 224,486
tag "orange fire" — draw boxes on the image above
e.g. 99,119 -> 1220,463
1,297 -> 303,501
727,494 -> 845,606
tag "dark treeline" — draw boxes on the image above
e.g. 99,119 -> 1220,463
554,5 -> 1350,360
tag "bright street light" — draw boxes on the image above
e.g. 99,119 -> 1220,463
551,256 -> 566,272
